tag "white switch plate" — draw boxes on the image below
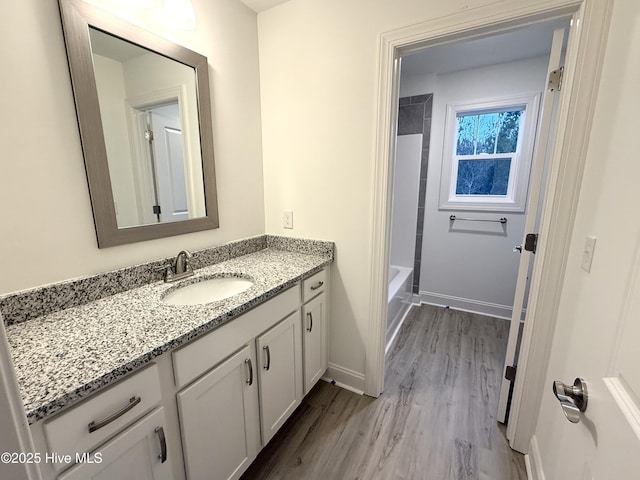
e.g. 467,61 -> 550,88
283,210 -> 293,229
581,236 -> 596,272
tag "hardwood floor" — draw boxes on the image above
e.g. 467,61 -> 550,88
241,305 -> 527,480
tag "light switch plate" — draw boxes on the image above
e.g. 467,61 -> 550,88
283,210 -> 293,229
581,236 -> 596,272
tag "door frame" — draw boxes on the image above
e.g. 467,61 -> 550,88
0,321 -> 39,480
365,0 -> 613,453
126,86 -> 197,225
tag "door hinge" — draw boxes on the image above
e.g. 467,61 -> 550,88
524,233 -> 538,254
505,365 -> 517,382
153,205 -> 161,215
548,67 -> 564,92
144,129 -> 154,141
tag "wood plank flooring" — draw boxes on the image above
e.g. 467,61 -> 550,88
241,305 -> 527,480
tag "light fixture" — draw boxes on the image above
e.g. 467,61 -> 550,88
164,0 -> 196,30
109,0 -> 155,8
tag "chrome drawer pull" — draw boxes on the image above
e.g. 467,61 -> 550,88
310,281 -> 324,291
88,396 -> 141,433
155,426 -> 167,463
307,312 -> 313,333
263,345 -> 271,371
245,358 -> 253,385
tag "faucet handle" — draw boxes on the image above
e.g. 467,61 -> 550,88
155,264 -> 174,282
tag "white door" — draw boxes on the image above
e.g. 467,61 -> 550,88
532,2 -> 640,476
545,243 -> 640,479
496,25 -> 567,423
256,311 -> 303,445
149,103 -> 190,223
177,344 -> 260,480
58,408 -> 172,480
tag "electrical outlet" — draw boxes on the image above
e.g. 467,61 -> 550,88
283,210 -> 293,229
581,236 -> 596,272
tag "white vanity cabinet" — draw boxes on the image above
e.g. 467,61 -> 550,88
57,408 -> 172,480
172,285 -> 300,480
256,311 -> 303,445
177,345 -> 260,480
302,270 -> 328,394
28,267 -> 330,480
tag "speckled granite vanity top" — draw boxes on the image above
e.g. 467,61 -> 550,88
1,235 -> 333,424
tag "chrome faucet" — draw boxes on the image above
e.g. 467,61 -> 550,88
163,250 -> 194,282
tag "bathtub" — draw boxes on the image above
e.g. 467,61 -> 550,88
387,265 -> 413,353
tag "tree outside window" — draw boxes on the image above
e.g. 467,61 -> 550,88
454,110 -> 522,196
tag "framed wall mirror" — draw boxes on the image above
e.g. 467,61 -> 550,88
58,0 -> 219,248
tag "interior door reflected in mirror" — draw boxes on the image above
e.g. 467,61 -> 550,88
58,0 -> 218,247
90,28 -> 206,228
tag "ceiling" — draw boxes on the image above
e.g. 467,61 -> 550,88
90,28 -> 149,62
239,0 -> 291,13
401,19 -> 570,77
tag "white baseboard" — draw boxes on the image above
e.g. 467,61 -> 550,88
525,435 -> 545,480
322,363 -> 365,395
419,291 -> 524,320
385,302 -> 412,355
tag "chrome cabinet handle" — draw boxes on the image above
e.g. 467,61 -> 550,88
245,358 -> 253,385
263,345 -> 271,371
155,426 -> 167,463
306,312 -> 313,332
88,396 -> 141,433
310,281 -> 324,291
552,378 -> 588,423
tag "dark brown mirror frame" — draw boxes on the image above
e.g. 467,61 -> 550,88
58,0 -> 219,248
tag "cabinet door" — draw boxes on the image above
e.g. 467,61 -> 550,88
177,345 -> 260,480
256,311 -> 303,445
58,408 -> 171,480
302,292 -> 328,394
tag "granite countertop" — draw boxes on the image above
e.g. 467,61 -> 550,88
5,246 -> 331,424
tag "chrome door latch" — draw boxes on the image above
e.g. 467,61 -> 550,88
553,377 -> 588,423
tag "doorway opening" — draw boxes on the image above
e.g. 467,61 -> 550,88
368,0 -> 610,457
385,16 -> 570,437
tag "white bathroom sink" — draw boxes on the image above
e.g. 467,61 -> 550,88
162,277 -> 254,305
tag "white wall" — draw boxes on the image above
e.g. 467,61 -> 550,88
93,54 -> 141,228
533,0 -> 640,476
257,0 -> 537,385
389,134 -> 421,269
400,72 -> 436,98
413,56 -> 549,317
0,0 -> 264,295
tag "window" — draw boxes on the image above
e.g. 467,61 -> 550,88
439,94 -> 540,211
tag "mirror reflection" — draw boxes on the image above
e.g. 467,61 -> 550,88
89,28 -> 206,228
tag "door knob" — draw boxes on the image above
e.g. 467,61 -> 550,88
552,377 -> 588,423
513,245 -> 523,253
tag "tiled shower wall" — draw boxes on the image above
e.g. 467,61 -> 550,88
397,94 -> 433,294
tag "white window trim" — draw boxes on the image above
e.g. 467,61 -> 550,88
439,93 -> 541,212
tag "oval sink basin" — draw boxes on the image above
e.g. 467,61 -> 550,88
162,277 -> 254,306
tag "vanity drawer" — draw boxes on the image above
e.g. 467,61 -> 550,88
303,269 -> 327,303
43,364 -> 161,465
